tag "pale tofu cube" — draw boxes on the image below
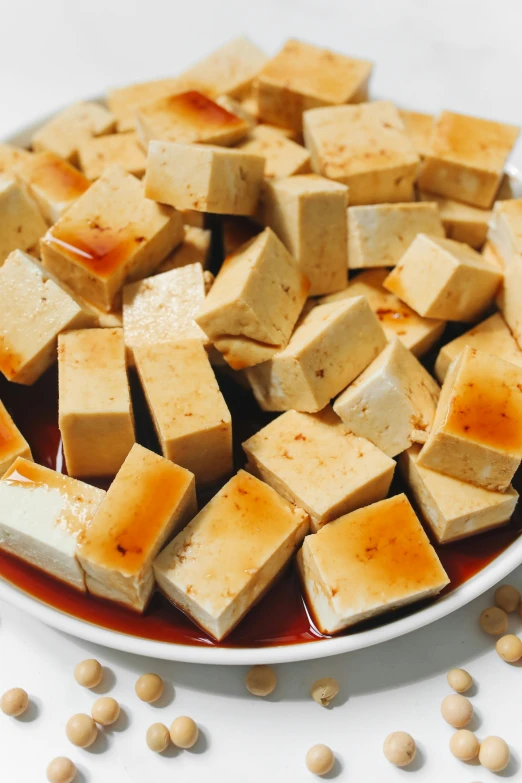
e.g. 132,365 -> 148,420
303,101 -> 419,204
320,269 -> 446,357
221,217 -> 260,257
246,297 -> 387,412
181,37 -> 268,99
243,406 -> 395,531
40,165 -> 183,312
384,234 -> 502,321
297,494 -> 449,634
0,458 -> 105,591
77,443 -> 196,611
0,400 -> 32,475
156,226 -> 211,273
419,191 -> 491,249
134,340 -> 232,485
488,200 -> 522,347
0,175 -> 47,264
0,250 -> 93,385
78,132 -> 147,180
136,91 -> 250,148
256,39 -> 372,132
260,174 -> 348,296
195,227 -> 309,369
236,126 -> 311,179
400,444 -> 518,543
434,313 -> 522,383
418,347 -> 522,491
417,111 -> 519,209
153,470 -> 309,640
107,77 -> 201,132
58,328 -> 135,478
32,101 -> 116,164
334,338 -> 440,457
145,142 -> 265,215
13,151 -> 90,224
123,262 -> 210,364
348,202 -> 444,269
398,110 -> 434,158
0,143 -> 32,174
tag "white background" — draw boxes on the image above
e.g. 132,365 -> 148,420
2,1 -> 522,781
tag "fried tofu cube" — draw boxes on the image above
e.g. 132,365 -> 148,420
0,400 -> 32,476
153,470 -> 309,640
77,443 -> 196,611
303,101 -> 419,204
156,226 -> 211,273
195,227 -> 309,368
0,458 -> 105,591
106,77 -> 202,132
489,200 -> 522,347
260,174 -> 348,295
145,142 -> 264,215
418,347 -> 522,491
243,406 -> 395,531
78,132 -> 147,180
40,165 -> 183,312
348,202 -> 444,269
400,444 -> 518,544
13,151 -> 90,224
0,250 -> 93,384
246,297 -> 387,412
123,262 -> 210,364
384,234 -> 502,321
236,125 -> 311,179
134,340 -> 232,484
419,191 -> 490,249
417,111 -> 519,209
181,37 -> 268,99
0,175 -> 47,264
297,494 -> 449,634
0,143 -> 32,174
435,313 -> 522,383
256,39 -> 372,132
334,338 -> 440,457
32,101 -> 116,164
320,269 -> 446,357
399,110 -> 434,158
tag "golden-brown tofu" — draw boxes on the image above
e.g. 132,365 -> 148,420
418,111 -> 519,208
399,110 -> 434,158
32,101 -> 116,164
134,340 -> 232,485
0,175 -> 47,264
384,234 -> 502,321
78,132 -> 147,180
256,39 -> 372,132
77,443 -> 196,611
181,37 -> 268,99
418,347 -> 522,491
58,328 -> 135,478
303,101 -> 419,204
419,190 -> 490,249
145,142 -> 265,215
40,165 -> 183,312
156,226 -> 211,273
0,400 -> 32,476
236,125 -> 311,179
14,151 -> 90,224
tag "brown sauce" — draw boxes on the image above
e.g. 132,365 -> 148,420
48,226 -> 139,278
163,91 -> 245,129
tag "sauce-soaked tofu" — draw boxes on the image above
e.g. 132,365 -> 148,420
14,151 -> 90,224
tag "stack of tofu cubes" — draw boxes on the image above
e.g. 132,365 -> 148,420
0,36 -> 521,641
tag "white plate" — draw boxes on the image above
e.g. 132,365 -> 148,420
1,107 -> 522,666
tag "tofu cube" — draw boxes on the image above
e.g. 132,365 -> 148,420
0,143 -> 32,173
13,151 -> 90,224
418,347 -> 522,491
0,250 -> 93,385
384,234 -> 502,321
320,268 -> 446,357
400,444 -> 519,543
107,77 -> 202,132
418,111 -> 519,209
348,202 -> 444,269
145,142 -> 265,215
136,91 -> 250,148
195,227 -> 309,369
123,262 -> 210,364
77,443 -> 196,611
153,470 -> 309,640
419,191 -> 491,249
260,174 -> 348,296
434,313 -> 522,383
489,200 -> 522,348
333,338 -> 440,457
0,400 -> 32,475
156,226 -> 211,273
236,126 -> 311,179
0,458 -> 105,591
40,165 -> 183,312
78,132 -> 147,180
256,39 -> 372,132
0,175 -> 47,264
246,296 -> 387,412
303,101 -> 419,204
242,406 -> 395,531
181,37 -> 268,99
398,110 -> 434,158
134,340 -> 232,484
58,328 -> 135,478
32,101 -> 116,164
297,494 -> 449,634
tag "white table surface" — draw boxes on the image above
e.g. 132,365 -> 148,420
2,1 -> 522,780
